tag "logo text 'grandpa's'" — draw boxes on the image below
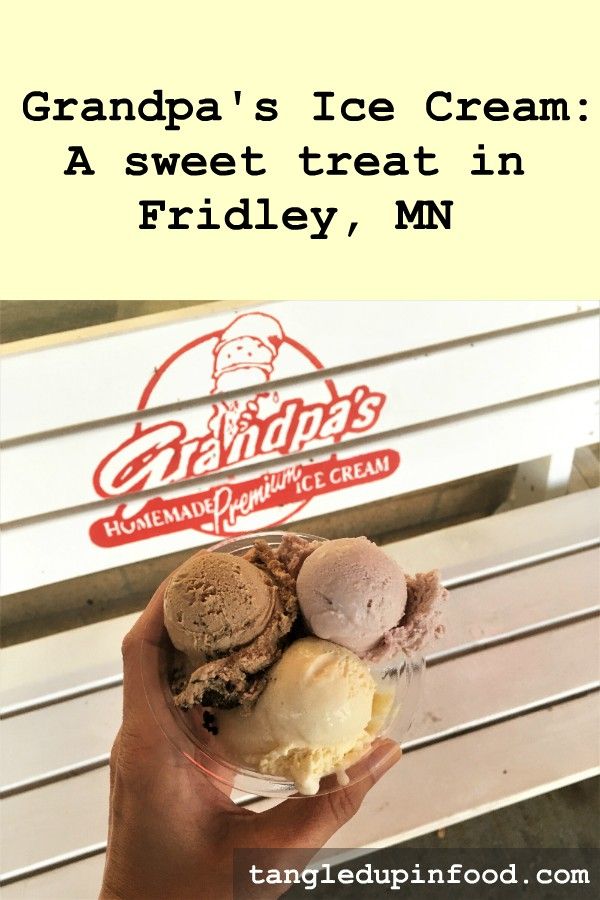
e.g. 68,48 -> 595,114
90,311 -> 394,545
94,386 -> 384,498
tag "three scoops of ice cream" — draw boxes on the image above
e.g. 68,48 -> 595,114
164,534 -> 447,795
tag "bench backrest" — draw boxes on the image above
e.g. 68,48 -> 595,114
1,299 -> 598,596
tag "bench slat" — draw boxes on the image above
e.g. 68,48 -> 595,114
0,854 -> 106,899
2,490 -> 597,709
411,618 -> 600,744
257,692 -> 600,850
3,692 -> 597,894
431,547 -> 599,657
3,616 -> 598,875
3,386 -> 598,595
4,313 -> 598,525
3,695 -> 600,884
2,549 -> 598,790
390,488 -> 600,584
1,688 -> 120,791
3,301 -> 597,442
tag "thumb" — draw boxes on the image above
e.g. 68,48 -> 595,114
257,740 -> 402,848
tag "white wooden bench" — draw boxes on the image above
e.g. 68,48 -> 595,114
1,300 -> 599,897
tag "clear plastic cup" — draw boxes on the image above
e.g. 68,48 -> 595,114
141,531 -> 424,798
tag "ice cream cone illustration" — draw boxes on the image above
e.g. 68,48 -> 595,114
211,312 -> 284,394
208,313 -> 285,451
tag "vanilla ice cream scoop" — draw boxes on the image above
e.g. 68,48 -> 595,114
164,551 -> 275,661
217,637 -> 393,795
296,537 -> 407,655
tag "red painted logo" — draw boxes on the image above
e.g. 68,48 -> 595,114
90,312 -> 397,546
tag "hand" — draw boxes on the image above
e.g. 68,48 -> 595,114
100,578 -> 401,900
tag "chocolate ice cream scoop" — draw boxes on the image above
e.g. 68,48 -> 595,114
164,551 -> 275,661
166,541 -> 307,710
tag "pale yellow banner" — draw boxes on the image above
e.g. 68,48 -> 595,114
1,0 -> 597,300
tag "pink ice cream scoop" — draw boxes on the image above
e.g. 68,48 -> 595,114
297,536 -> 448,660
296,537 -> 407,655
